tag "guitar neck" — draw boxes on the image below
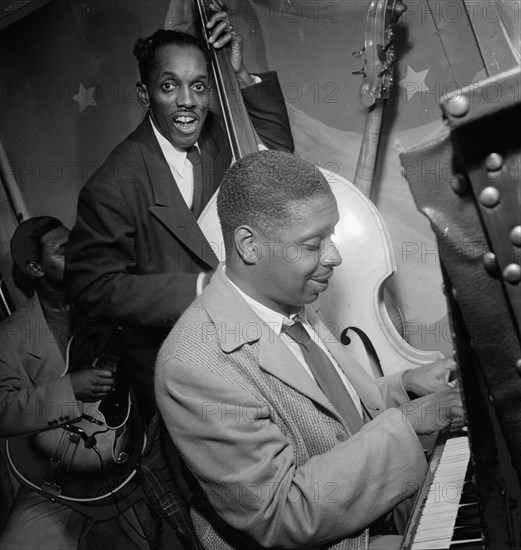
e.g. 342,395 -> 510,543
353,100 -> 385,199
92,326 -> 124,371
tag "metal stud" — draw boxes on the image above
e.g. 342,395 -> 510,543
511,226 -> 521,247
485,153 -> 503,172
450,175 -> 470,195
446,94 -> 469,117
479,186 -> 500,207
483,252 -> 498,275
503,264 -> 521,284
516,359 -> 521,377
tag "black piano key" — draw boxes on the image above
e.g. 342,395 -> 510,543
459,483 -> 477,505
454,512 -> 481,528
449,541 -> 483,549
452,523 -> 482,540
454,505 -> 480,521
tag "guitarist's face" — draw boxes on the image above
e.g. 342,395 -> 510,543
137,44 -> 211,149
39,226 -> 70,285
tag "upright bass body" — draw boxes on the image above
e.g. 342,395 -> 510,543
198,168 -> 443,379
195,0 -> 441,376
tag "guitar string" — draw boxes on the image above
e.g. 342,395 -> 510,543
46,429 -> 73,490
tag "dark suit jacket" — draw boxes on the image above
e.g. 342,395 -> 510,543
66,72 -> 293,419
66,71 -> 293,329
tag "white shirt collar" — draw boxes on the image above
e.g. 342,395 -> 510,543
224,266 -> 305,336
149,115 -> 198,176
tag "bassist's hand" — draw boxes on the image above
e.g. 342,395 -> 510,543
70,369 -> 115,402
206,9 -> 254,89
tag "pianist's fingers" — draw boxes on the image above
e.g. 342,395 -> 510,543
402,358 -> 458,397
402,387 -> 464,435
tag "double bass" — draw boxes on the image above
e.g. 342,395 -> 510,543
196,0 -> 443,379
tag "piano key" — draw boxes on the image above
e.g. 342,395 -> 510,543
409,436 -> 472,549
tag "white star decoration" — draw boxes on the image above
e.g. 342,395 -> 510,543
72,83 -> 97,112
398,65 -> 430,101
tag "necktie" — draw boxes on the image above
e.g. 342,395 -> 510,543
186,146 -> 203,218
282,321 -> 364,434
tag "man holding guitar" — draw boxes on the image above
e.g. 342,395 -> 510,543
0,217 -> 149,549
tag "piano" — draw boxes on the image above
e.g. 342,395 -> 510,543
400,66 -> 521,549
402,422 -> 480,549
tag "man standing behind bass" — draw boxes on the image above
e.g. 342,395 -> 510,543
66,11 -> 294,421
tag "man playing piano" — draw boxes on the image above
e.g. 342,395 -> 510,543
155,150 -> 463,550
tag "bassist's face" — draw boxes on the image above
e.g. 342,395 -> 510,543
137,44 -> 211,149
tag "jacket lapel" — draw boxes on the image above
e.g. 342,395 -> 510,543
203,268 -> 346,421
257,334 -> 339,416
24,295 -> 67,386
138,117 -> 218,269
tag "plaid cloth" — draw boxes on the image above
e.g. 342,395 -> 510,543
137,413 -> 203,550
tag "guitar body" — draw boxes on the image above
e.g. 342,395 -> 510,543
6,325 -> 146,504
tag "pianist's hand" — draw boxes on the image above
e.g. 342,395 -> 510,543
402,358 -> 457,397
401,386 -> 464,435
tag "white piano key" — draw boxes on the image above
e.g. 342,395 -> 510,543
410,435 -> 472,549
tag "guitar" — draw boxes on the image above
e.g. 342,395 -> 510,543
6,325 -> 146,506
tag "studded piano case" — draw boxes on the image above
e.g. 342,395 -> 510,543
400,67 -> 521,549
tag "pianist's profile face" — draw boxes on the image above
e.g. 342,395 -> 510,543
245,192 -> 342,315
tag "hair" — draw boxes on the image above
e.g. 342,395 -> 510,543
10,216 -> 63,273
217,150 -> 332,252
133,29 -> 211,85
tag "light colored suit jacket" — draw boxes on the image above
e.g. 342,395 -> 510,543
0,294 -> 81,436
155,266 -> 427,550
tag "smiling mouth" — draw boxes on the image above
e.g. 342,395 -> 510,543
310,272 -> 333,284
173,114 -> 199,132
